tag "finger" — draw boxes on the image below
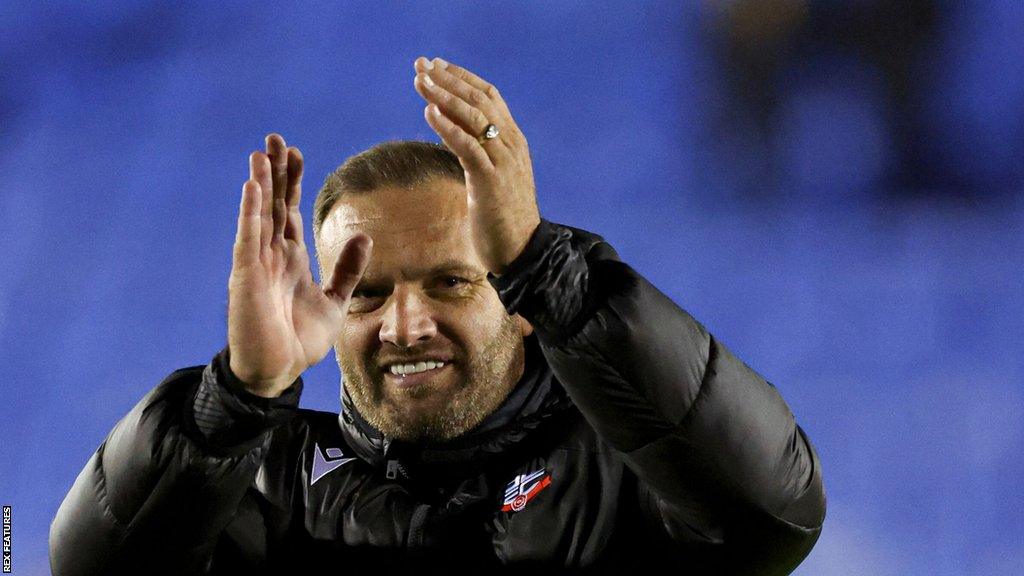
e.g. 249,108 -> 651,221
414,74 -> 511,163
421,64 -> 501,129
429,58 -> 515,117
414,57 -> 499,104
424,103 -> 493,173
324,234 -> 373,305
250,151 -> 274,251
428,58 -> 526,149
266,134 -> 289,241
233,179 -> 262,265
284,146 -> 304,244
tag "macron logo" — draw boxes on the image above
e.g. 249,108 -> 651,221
311,442 -> 356,486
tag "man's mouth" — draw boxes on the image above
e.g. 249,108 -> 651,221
382,359 -> 451,389
387,360 -> 446,376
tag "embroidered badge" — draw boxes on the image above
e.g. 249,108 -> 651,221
501,468 -> 552,512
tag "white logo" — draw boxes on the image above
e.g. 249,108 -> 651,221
501,468 -> 551,512
310,442 -> 356,486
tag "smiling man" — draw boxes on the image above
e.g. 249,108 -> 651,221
50,57 -> 825,575
319,176 -> 531,443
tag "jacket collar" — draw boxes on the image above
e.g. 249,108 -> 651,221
338,334 -> 569,471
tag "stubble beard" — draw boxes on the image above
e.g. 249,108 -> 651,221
338,315 -> 524,442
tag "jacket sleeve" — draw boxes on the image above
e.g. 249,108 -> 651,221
488,219 -> 826,575
48,348 -> 302,575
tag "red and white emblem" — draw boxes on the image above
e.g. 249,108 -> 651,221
501,468 -> 551,512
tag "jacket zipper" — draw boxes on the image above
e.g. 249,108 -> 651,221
386,459 -> 407,480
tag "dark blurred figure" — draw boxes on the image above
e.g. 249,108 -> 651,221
702,0 -> 1023,202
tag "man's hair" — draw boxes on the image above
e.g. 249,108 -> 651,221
312,140 -> 464,242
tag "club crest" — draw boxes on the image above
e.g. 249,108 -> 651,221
501,468 -> 551,512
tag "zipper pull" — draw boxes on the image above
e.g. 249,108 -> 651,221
386,459 -> 400,480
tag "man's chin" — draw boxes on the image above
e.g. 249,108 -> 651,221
375,412 -> 442,442
382,397 -> 444,428
376,392 -> 482,442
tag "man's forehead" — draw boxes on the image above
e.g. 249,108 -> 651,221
317,180 -> 477,267
321,181 -> 468,235
322,201 -> 463,235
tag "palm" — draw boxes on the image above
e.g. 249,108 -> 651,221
227,134 -> 371,397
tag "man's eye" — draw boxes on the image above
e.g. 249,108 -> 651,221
349,289 -> 386,313
443,276 -> 467,288
352,288 -> 385,299
348,295 -> 383,313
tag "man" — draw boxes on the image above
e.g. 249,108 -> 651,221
50,57 -> 825,575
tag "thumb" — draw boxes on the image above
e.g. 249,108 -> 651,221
323,234 -> 373,305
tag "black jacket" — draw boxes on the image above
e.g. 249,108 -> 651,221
50,220 -> 826,575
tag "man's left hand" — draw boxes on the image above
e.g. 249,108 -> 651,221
413,56 -> 541,276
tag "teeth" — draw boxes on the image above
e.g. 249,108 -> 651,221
389,361 -> 445,376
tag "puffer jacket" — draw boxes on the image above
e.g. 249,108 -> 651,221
49,220 -> 826,575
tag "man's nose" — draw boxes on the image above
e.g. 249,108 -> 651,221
379,290 -> 438,348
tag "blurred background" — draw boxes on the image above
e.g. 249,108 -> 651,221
1,1 -> 1022,574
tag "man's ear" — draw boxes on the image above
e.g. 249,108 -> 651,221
516,314 -> 534,337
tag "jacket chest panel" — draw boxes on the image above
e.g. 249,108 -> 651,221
295,447 -> 628,565
288,409 -> 637,568
490,448 -> 626,567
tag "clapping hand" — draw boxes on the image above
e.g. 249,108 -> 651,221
412,57 -> 541,275
227,134 -> 373,397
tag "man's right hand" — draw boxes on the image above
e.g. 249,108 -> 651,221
227,133 -> 372,398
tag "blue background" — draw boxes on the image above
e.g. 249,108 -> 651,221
2,2 -> 1022,574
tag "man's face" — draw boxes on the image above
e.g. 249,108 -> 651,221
317,177 -> 532,442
